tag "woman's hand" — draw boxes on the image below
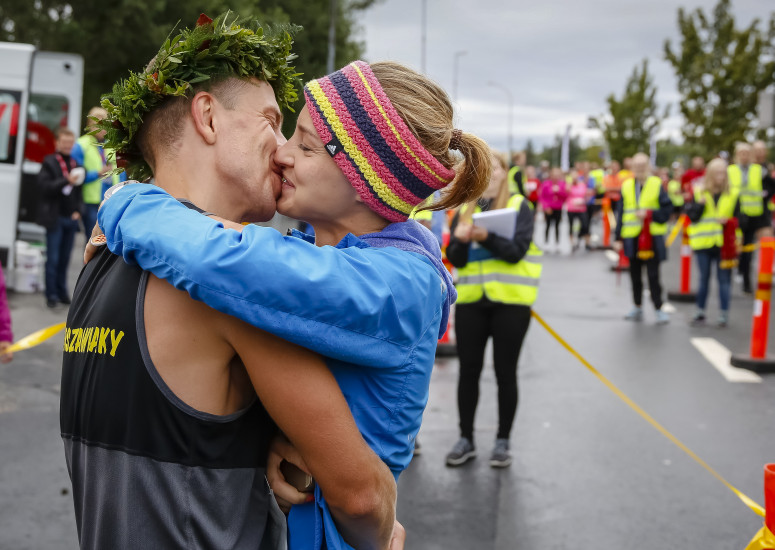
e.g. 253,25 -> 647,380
453,223 -> 473,243
83,222 -> 105,264
470,225 -> 488,242
266,433 -> 313,514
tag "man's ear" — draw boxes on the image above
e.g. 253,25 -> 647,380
190,91 -> 218,145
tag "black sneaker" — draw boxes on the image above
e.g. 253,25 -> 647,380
691,311 -> 706,326
489,438 -> 512,468
445,437 -> 476,466
59,296 -> 72,305
46,299 -> 58,309
412,438 -> 422,457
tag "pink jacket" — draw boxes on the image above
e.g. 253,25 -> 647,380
0,265 -> 12,343
539,180 -> 568,211
566,183 -> 589,213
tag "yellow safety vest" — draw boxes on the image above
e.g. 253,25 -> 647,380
77,134 -> 120,205
589,169 -> 605,194
507,166 -> 522,196
688,190 -> 739,250
620,176 -> 668,239
728,163 -> 763,217
456,194 -> 543,306
667,179 -> 684,207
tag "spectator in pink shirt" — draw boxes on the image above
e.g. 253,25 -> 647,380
0,264 -> 13,363
539,167 -> 568,250
566,174 -> 590,251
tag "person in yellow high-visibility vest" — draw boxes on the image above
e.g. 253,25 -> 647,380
507,151 -> 526,196
667,162 -> 685,220
614,153 -> 673,324
71,107 -> 123,236
444,150 -> 541,469
729,142 -> 768,294
685,158 -> 740,327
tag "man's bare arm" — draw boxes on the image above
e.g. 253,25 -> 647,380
219,314 -> 396,550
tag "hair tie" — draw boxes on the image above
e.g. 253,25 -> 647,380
449,129 -> 463,150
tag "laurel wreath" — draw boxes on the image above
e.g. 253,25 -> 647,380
97,11 -> 300,181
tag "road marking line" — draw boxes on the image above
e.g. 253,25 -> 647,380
690,337 -> 762,383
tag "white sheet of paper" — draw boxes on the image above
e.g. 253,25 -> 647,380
472,208 -> 517,240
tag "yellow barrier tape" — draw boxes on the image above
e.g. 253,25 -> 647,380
666,214 -> 687,248
3,322 -> 66,355
745,524 -> 775,550
530,310 -> 765,517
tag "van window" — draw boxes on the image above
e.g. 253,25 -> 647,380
25,93 -> 69,163
0,90 -> 22,164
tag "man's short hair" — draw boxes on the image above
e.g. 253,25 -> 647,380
55,126 -> 75,140
98,12 -> 299,181
136,77 -> 251,171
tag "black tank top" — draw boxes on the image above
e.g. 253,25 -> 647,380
60,245 -> 279,549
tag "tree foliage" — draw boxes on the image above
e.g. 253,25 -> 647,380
588,59 -> 667,163
0,0 -> 377,131
664,0 -> 775,156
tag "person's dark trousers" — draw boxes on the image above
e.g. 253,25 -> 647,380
544,210 -> 562,244
45,216 -> 79,302
81,203 -> 99,236
628,256 -> 663,310
739,224 -> 758,292
695,249 -> 732,311
455,301 -> 532,442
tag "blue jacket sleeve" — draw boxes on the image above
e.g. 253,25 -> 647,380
98,185 -> 446,368
71,143 -> 100,183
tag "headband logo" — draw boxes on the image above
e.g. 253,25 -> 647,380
325,135 -> 343,158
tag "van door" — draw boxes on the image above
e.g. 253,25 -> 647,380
17,52 -> 84,242
0,42 -> 35,269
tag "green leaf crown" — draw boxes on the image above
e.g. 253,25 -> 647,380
97,11 -> 300,181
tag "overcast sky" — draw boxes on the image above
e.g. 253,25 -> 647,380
356,0 -> 773,152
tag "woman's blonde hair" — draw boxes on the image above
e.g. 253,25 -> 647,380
369,62 -> 491,214
458,150 -> 510,223
705,157 -> 729,194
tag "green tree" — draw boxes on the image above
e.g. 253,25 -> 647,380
0,0 -> 378,130
664,0 -> 775,156
588,59 -> 667,163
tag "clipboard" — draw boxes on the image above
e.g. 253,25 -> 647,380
472,208 -> 517,240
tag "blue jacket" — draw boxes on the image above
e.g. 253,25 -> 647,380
97,184 -> 456,550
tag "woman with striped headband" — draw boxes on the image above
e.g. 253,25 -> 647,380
94,60 -> 491,549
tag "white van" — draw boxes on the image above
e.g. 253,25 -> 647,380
0,42 -> 83,275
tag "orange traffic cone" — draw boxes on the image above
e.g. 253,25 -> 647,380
611,247 -> 630,273
667,219 -> 696,303
744,464 -> 775,550
732,237 -> 775,374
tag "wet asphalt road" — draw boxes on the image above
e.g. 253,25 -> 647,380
1,218 -> 774,549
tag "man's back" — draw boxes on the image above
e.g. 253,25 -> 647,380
61,249 -> 280,549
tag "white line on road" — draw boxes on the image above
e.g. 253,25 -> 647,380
690,337 -> 762,383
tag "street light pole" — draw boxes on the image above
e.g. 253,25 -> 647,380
420,0 -> 427,73
488,81 -> 514,161
452,50 -> 467,102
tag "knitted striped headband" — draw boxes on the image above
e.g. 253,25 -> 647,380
303,61 -> 457,222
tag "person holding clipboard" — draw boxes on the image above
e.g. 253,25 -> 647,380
445,151 -> 542,468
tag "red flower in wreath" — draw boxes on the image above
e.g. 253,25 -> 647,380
196,13 -> 213,27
